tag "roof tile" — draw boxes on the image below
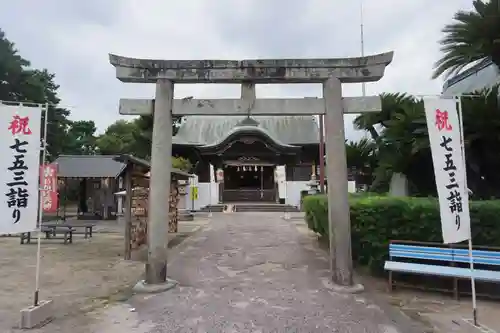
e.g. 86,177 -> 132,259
173,116 -> 319,146
54,155 -> 125,178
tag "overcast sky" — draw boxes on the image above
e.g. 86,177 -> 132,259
1,0 -> 473,140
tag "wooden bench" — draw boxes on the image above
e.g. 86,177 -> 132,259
384,240 -> 500,299
20,227 -> 75,245
43,223 -> 96,239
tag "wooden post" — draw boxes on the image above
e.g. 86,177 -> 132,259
63,179 -> 68,221
124,166 -> 132,260
319,114 -> 325,193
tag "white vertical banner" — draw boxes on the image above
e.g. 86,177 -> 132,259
216,168 -> 224,183
0,104 -> 42,234
424,98 -> 470,244
275,165 -> 286,199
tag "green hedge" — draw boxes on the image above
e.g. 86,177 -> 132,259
303,194 -> 500,274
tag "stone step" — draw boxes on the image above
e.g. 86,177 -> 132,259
233,204 -> 300,213
178,209 -> 194,221
200,205 -> 225,213
199,204 -> 300,213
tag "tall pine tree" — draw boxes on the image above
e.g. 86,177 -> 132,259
0,28 -> 72,160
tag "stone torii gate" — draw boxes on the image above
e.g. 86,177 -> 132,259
109,52 -> 393,290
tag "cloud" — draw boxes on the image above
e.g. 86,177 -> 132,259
1,0 -> 474,140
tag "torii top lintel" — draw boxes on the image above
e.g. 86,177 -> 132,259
108,52 -> 394,84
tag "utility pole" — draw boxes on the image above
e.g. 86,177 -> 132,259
360,0 -> 366,97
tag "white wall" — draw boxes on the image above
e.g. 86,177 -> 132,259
348,181 -> 356,193
183,166 -> 357,210
184,182 -> 219,211
286,181 -> 357,207
285,181 -> 309,207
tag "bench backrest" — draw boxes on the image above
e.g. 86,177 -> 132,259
389,243 -> 500,266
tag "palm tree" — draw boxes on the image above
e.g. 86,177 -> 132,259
432,0 -> 500,79
354,94 -> 430,195
356,86 -> 500,197
345,138 -> 376,169
345,138 -> 377,189
460,85 -> 500,198
353,93 -> 418,140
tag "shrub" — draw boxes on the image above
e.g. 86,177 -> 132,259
302,194 -> 500,274
303,194 -> 328,235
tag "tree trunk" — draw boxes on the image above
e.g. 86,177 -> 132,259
491,46 -> 500,71
389,173 -> 409,197
368,126 -> 379,141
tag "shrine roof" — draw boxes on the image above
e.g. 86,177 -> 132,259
54,155 -> 126,179
54,155 -> 193,179
442,58 -> 500,96
113,154 -> 192,179
173,115 -> 319,146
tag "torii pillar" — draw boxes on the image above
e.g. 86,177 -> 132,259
109,52 -> 394,291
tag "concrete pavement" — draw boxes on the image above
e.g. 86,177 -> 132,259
32,212 -> 424,332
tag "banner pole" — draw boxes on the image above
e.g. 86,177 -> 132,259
456,96 -> 478,326
208,165 -> 212,218
34,103 -> 49,307
468,238 -> 478,326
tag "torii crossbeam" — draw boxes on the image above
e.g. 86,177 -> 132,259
118,96 -> 382,116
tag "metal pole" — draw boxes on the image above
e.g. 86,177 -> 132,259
319,114 -> 325,193
191,186 -> 195,211
63,180 -> 67,221
360,0 -> 366,97
468,238 -> 478,326
457,96 -> 478,326
283,167 -> 290,220
56,175 -> 60,219
208,164 -> 213,218
34,103 -> 49,306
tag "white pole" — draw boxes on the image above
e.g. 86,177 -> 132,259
34,103 -> 49,307
360,0 -> 366,97
457,96 -> 478,326
208,164 -> 213,218
284,167 -> 290,220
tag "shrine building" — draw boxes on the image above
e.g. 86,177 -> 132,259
172,115 -> 321,209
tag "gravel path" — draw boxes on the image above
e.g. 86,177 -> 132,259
28,212 -> 424,333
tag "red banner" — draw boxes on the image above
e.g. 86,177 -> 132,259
40,164 -> 58,213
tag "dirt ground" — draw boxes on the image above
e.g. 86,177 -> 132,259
355,273 -> 499,333
291,218 -> 500,333
0,218 -> 209,332
3,215 -> 498,332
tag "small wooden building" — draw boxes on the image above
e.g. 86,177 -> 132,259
54,155 -> 126,220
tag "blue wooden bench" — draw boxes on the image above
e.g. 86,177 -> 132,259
384,241 -> 500,299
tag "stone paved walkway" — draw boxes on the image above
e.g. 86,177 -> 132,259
31,212 -> 425,333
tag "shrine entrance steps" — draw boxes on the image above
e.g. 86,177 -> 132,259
200,203 -> 300,213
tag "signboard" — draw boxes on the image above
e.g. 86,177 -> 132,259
190,186 -> 198,200
40,163 -> 58,213
424,98 -> 470,244
216,168 -> 224,183
0,104 -> 42,234
189,174 -> 199,187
